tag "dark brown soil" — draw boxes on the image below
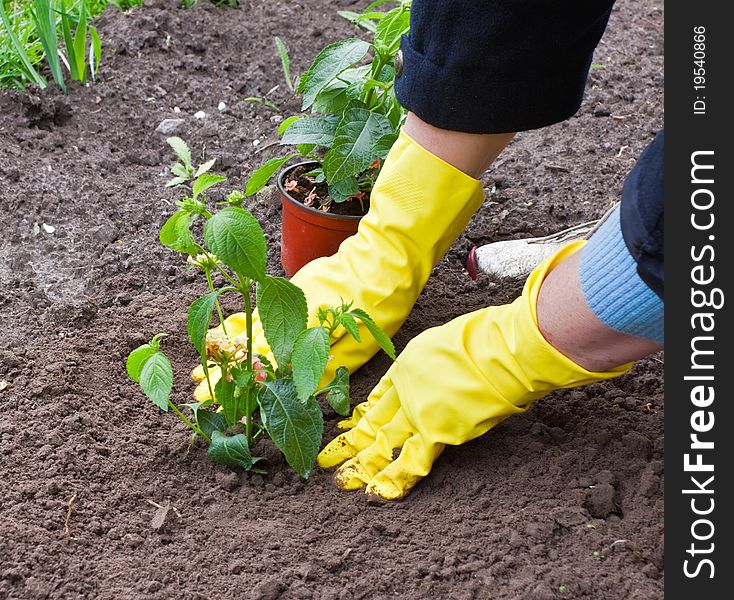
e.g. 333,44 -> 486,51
0,1 -> 663,599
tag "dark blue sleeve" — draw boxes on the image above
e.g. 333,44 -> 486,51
395,0 -> 616,134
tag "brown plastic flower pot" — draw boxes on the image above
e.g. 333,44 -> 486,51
278,161 -> 362,277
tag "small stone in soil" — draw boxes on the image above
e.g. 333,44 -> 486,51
156,118 -> 185,135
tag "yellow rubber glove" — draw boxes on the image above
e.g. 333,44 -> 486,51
317,242 -> 632,500
192,130 -> 485,401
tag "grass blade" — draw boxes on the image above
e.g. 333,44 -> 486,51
72,1 -> 89,83
0,2 -> 47,88
60,1 -> 78,82
274,36 -> 293,92
31,0 -> 66,91
89,26 -> 101,80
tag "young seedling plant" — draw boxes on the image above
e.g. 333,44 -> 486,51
244,0 -> 411,210
127,140 -> 395,477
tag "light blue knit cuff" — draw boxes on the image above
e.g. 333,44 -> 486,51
579,206 -> 664,343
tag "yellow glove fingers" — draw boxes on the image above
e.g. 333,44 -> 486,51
336,401 -> 370,430
318,382 -> 399,468
366,434 -> 445,501
218,312 -> 249,338
333,408 -> 413,490
193,367 -> 223,403
191,361 -> 218,382
335,375 -> 392,429
317,431 -> 359,469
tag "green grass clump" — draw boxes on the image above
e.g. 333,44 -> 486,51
0,0 -> 142,91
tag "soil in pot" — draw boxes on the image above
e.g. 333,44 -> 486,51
283,164 -> 370,217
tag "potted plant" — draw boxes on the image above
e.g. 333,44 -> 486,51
245,1 -> 411,276
126,139 -> 395,478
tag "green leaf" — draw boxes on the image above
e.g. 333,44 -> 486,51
339,312 -> 361,342
255,276 -> 308,367
245,154 -> 297,196
274,36 -> 294,92
193,173 -> 227,200
372,132 -> 399,159
195,158 -> 217,177
60,6 -> 77,82
325,366 -> 350,416
126,344 -> 157,383
159,210 -> 198,255
0,3 -> 47,88
187,291 -> 220,356
167,137 -> 192,169
166,176 -> 188,188
31,0 -> 65,91
182,399 -> 213,423
298,38 -> 370,110
291,327 -> 330,401
72,1 -> 89,83
126,333 -> 167,382
89,26 -> 102,80
280,115 -> 341,148
374,6 -> 411,56
328,177 -> 360,203
197,410 -> 228,438
337,10 -> 378,33
170,163 -> 190,179
311,66 -> 370,114
259,380 -> 323,478
139,352 -> 173,411
322,108 -> 393,183
349,308 -> 396,359
216,374 -> 245,427
203,207 -> 267,281
208,431 -> 253,470
278,115 -> 301,136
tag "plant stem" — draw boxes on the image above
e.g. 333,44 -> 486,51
364,51 -> 388,109
169,400 -> 211,444
204,268 -> 227,336
242,278 -> 255,446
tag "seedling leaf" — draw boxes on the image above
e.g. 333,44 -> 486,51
139,352 -> 173,411
259,380 -> 323,478
216,374 -> 245,427
281,114 -> 341,147
298,38 -> 370,110
167,137 -> 192,169
204,207 -> 267,281
256,276 -> 308,367
278,115 -> 301,136
193,173 -> 227,200
291,327 -> 330,401
322,108 -> 393,183
374,5 -> 410,55
245,154 -> 297,197
327,177 -> 360,203
159,210 -> 198,255
197,410 -> 228,439
339,312 -> 361,342
325,366 -> 350,416
349,308 -> 396,359
126,344 -> 157,383
187,291 -> 222,356
208,431 -> 253,470
274,36 -> 294,92
195,158 -> 217,177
